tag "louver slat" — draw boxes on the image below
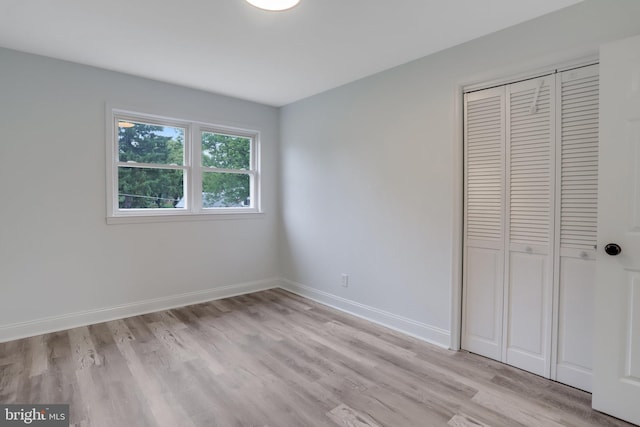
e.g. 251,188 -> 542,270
560,71 -> 599,250
508,82 -> 553,245
465,89 -> 504,241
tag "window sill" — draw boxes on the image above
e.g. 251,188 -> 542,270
106,211 -> 265,225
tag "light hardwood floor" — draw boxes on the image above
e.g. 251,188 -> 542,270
0,289 -> 633,427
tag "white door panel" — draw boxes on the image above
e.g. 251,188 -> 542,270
556,256 -> 595,392
552,64 -> 599,392
625,272 -> 640,379
593,33 -> 640,424
504,77 -> 555,378
506,250 -> 549,376
462,87 -> 506,362
462,246 -> 504,360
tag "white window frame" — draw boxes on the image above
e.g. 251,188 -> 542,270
106,108 -> 261,224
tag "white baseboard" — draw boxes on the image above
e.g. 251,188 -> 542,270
0,278 -> 279,343
0,277 -> 451,349
279,279 -> 450,349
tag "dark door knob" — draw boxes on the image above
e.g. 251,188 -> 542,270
605,243 -> 622,256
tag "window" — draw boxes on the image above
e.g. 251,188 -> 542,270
107,109 -> 260,223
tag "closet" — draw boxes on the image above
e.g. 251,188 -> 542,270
461,64 -> 599,392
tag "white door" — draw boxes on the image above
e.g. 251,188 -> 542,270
553,64 -> 599,392
462,70 -> 598,390
593,34 -> 640,424
462,87 -> 506,361
504,77 -> 555,377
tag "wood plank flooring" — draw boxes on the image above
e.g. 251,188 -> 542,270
0,289 -> 633,427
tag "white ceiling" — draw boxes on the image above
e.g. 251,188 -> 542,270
0,0 -> 582,106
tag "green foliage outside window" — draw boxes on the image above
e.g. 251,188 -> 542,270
118,123 -> 185,209
201,132 -> 251,207
117,123 -> 252,209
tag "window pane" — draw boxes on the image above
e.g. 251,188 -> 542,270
202,172 -> 250,208
118,120 -> 185,165
118,167 -> 184,209
201,132 -> 250,170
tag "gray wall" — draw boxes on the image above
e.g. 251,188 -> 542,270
4,0 -> 640,346
279,0 -> 640,346
0,48 -> 279,339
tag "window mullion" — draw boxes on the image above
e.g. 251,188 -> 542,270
252,134 -> 259,210
183,122 -> 191,213
115,162 -> 186,170
201,167 -> 252,175
191,124 -> 203,213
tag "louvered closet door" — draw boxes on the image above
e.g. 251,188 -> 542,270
505,76 -> 555,377
462,87 -> 506,361
554,64 -> 599,392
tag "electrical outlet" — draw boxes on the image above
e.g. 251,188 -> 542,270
341,273 -> 349,287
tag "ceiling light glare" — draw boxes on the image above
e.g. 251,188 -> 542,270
246,0 -> 300,12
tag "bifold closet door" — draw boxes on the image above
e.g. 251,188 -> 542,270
504,76 -> 556,378
462,67 -> 599,391
554,64 -> 599,392
461,87 -> 506,361
462,76 -> 557,378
